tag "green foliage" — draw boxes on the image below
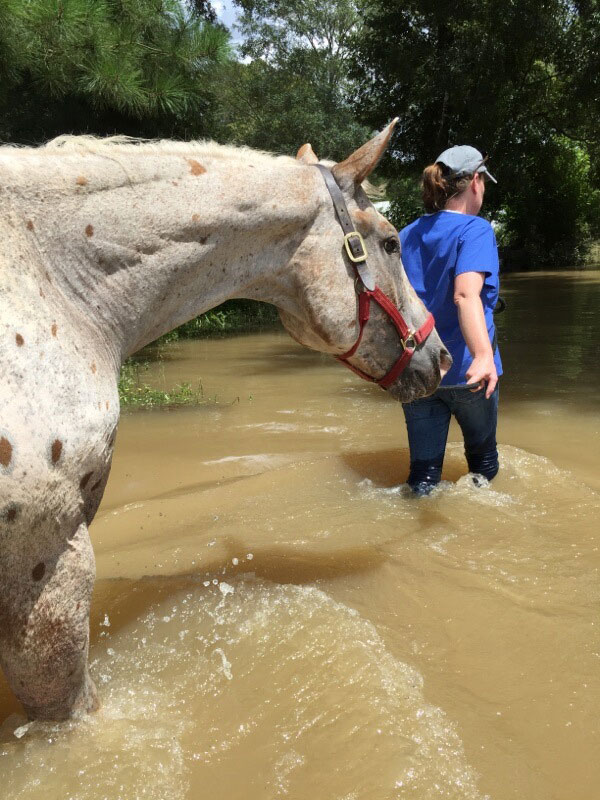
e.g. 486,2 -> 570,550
185,0 -> 218,23
355,0 -> 567,159
213,59 -> 369,158
158,300 -> 280,343
214,0 -> 371,158
118,359 -> 214,409
500,136 -> 600,266
553,1 -> 600,179
354,0 -> 600,266
0,0 -> 231,143
386,174 -> 424,233
0,1 -> 28,90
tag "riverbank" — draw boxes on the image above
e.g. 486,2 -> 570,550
159,300 -> 280,342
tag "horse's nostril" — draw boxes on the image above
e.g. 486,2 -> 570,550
440,347 -> 453,377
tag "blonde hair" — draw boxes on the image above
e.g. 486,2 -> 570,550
422,162 -> 474,213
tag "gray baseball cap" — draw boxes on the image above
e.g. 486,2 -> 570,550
436,145 -> 497,184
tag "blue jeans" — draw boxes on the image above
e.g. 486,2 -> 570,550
402,385 -> 499,495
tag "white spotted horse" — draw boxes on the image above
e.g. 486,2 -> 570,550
0,120 -> 450,720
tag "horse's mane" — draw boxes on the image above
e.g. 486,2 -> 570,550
1,135 -> 383,198
44,135 -> 293,164
0,134 -> 294,168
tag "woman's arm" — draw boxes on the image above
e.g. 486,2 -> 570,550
454,271 -> 498,398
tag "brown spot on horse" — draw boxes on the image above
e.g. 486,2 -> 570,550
15,334 -> 24,346
0,437 -> 12,467
3,505 -> 18,522
51,439 -> 63,464
26,220 -> 34,231
51,323 -> 58,337
76,176 -> 88,186
187,159 -> 206,176
85,224 -> 94,237
91,363 -> 97,374
32,563 -> 46,582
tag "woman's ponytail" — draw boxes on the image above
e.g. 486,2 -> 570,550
421,163 -> 473,213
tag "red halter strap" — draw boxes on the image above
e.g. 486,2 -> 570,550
313,164 -> 435,389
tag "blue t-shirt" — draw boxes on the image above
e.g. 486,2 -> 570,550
400,210 -> 503,386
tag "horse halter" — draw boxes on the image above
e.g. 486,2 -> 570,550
313,164 -> 435,389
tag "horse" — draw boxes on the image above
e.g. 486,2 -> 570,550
0,120 -> 450,720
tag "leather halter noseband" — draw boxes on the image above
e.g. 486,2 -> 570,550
313,164 -> 435,389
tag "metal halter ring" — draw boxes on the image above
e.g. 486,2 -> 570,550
401,332 -> 417,350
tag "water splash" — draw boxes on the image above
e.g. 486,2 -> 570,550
0,577 -> 487,799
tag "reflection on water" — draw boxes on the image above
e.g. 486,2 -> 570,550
1,272 -> 599,800
495,270 -> 600,407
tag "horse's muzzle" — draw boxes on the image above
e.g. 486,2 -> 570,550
386,345 -> 452,403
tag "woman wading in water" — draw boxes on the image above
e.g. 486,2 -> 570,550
400,146 -> 502,495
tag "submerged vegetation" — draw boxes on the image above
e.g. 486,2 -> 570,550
119,300 -> 280,408
118,359 -> 212,409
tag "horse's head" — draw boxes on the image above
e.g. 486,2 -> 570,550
279,120 -> 451,403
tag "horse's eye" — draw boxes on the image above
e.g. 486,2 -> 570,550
384,237 -> 400,254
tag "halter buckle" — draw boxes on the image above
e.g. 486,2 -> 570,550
401,332 -> 417,350
344,231 -> 368,263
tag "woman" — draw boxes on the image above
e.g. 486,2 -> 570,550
400,145 -> 502,495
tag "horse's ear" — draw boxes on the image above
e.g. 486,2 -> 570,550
332,118 -> 398,192
296,143 -> 319,164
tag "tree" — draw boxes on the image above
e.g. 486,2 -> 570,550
0,0 -> 231,144
554,1 -> 600,179
185,0 -> 218,23
212,0 -> 371,159
354,0 -> 600,266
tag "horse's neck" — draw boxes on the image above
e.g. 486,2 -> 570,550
6,144 -> 319,362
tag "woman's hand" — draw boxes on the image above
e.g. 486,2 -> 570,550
466,354 -> 498,397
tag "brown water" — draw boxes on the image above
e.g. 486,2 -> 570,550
1,271 -> 599,799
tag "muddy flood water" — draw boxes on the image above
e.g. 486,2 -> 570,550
1,271 -> 599,799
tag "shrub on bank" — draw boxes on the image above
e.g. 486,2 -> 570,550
159,300 -> 280,343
